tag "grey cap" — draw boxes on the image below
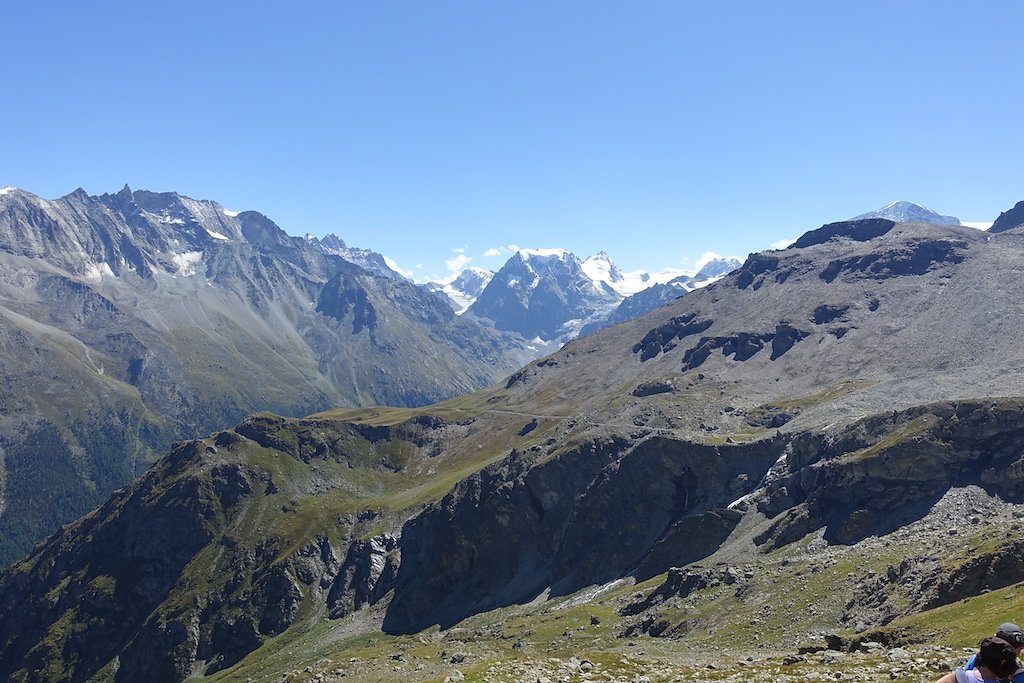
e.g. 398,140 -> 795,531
997,623 -> 1024,647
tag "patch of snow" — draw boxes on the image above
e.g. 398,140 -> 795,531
170,251 -> 203,276
446,267 -> 492,288
520,247 -> 567,259
961,221 -> 994,230
728,450 -> 790,509
610,270 -> 659,296
0,186 -> 16,195
205,228 -> 230,241
691,274 -> 727,289
222,208 -> 240,218
555,578 -> 627,609
507,278 -> 520,288
82,262 -> 116,282
441,287 -> 475,315
581,252 -> 652,296
582,251 -> 617,279
161,216 -> 185,225
645,267 -> 689,284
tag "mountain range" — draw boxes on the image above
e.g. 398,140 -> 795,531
0,184 -> 745,566
435,249 -> 741,343
3,198 -> 1024,682
0,185 -> 533,565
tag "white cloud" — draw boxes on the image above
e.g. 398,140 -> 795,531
483,244 -> 520,258
445,252 -> 472,274
692,251 -> 723,272
678,251 -> 746,277
961,221 -> 993,230
383,255 -> 415,279
770,237 -> 797,250
422,247 -> 476,285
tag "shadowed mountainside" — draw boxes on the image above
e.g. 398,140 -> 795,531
4,214 -> 1024,680
0,187 -> 530,565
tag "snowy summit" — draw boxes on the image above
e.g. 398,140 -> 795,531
851,200 -> 960,226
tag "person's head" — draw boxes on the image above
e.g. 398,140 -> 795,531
977,636 -> 1018,680
997,623 -> 1024,654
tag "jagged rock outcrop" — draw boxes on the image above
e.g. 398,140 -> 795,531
327,534 -> 400,618
791,219 -> 897,249
818,238 -> 967,282
383,436 -> 784,634
990,200 -> 1024,233
632,313 -> 714,362
753,401 -> 1024,550
467,250 -> 620,341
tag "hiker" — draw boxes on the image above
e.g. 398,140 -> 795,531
935,636 -> 1018,683
963,624 -> 1024,683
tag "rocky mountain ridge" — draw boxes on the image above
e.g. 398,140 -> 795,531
459,248 -> 739,343
990,200 -> 1024,233
426,267 -> 495,315
5,209 -> 1024,680
466,248 -> 621,341
0,186 -> 531,565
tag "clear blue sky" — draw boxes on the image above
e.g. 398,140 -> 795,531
3,2 -> 1023,281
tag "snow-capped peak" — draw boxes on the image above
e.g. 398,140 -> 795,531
852,201 -> 960,226
518,247 -> 569,262
432,266 -> 495,315
458,266 -> 494,279
582,252 -> 681,297
582,251 -> 624,284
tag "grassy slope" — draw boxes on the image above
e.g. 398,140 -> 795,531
186,399 -> 1024,683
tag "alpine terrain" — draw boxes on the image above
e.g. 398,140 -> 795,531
0,186 -> 531,565
3,205 -> 1024,682
459,249 -> 738,344
851,200 -> 960,226
427,267 -> 495,315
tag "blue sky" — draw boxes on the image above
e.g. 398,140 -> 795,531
3,2 -> 1023,282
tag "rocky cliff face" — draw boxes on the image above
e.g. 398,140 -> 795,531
5,208 -> 1024,680
0,186 -> 529,565
5,397 -> 1024,682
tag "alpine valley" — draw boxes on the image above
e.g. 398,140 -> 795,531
0,186 -> 537,566
0,186 -> 732,567
4,198 -> 1024,683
